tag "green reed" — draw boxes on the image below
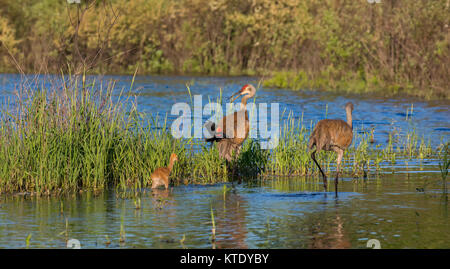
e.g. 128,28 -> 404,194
25,233 -> 32,249
438,143 -> 449,193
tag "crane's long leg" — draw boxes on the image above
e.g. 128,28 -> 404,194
335,148 -> 344,195
311,150 -> 327,190
218,140 -> 242,182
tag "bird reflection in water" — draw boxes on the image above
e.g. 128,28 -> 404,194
308,213 -> 351,249
212,188 -> 248,249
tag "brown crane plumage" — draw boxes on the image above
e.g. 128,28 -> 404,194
205,84 -> 256,162
308,102 -> 354,192
150,153 -> 178,189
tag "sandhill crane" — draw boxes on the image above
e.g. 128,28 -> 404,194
205,84 -> 256,162
151,153 -> 178,189
308,102 -> 354,192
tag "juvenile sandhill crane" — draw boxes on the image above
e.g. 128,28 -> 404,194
308,102 -> 354,192
205,84 -> 256,161
151,153 -> 178,189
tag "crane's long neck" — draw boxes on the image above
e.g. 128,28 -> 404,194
346,108 -> 353,129
240,95 -> 250,111
168,159 -> 175,172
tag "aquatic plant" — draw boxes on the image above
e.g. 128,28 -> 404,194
438,144 -> 449,193
134,197 -> 141,210
25,233 -> 32,249
180,234 -> 186,249
210,205 -> 216,249
105,235 -> 111,247
119,215 -> 126,244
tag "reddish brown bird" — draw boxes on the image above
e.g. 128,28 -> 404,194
151,153 -> 178,189
205,84 -> 256,161
308,102 -> 354,192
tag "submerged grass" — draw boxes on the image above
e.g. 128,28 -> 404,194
0,76 -> 445,196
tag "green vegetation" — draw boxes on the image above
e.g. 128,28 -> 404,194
210,205 -> 216,247
0,76 -> 443,196
262,70 -> 434,99
25,233 -> 32,249
438,143 -> 449,193
0,0 -> 448,99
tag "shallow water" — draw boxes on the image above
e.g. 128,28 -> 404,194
0,74 -> 448,249
0,171 -> 448,249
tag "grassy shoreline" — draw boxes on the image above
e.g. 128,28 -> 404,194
0,76 -> 446,196
262,70 -> 449,100
2,69 -> 446,101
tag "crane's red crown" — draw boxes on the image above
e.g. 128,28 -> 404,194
241,84 -> 250,92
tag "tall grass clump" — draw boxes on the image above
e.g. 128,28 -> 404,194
0,75 -> 186,195
235,139 -> 270,178
189,143 -> 228,184
267,111 -> 310,175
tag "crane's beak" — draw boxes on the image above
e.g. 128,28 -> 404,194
229,90 -> 242,103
